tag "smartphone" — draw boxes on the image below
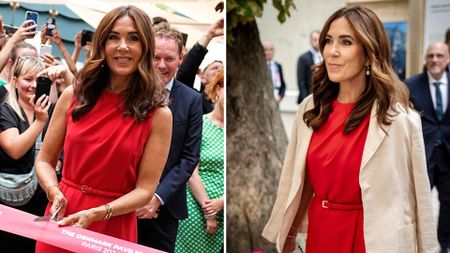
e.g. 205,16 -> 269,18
39,44 -> 52,56
46,18 -> 56,36
34,76 -> 52,103
24,11 -> 38,33
81,30 -> 94,46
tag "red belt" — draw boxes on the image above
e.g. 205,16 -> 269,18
61,178 -> 124,199
320,199 -> 363,210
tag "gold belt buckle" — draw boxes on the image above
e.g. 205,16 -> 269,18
322,200 -> 329,208
80,185 -> 88,194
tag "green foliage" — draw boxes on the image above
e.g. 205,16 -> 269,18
227,0 -> 295,44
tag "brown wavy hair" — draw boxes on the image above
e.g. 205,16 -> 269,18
72,5 -> 167,122
304,6 -> 411,134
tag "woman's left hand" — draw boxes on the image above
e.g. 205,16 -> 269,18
206,217 -> 218,234
202,198 -> 223,216
58,208 -> 102,228
32,95 -> 50,123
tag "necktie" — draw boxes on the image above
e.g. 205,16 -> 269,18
434,81 -> 443,121
267,62 -> 273,85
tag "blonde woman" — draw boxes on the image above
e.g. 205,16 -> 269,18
0,56 -> 50,252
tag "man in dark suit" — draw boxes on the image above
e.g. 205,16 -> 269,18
297,30 -> 321,104
136,25 -> 203,253
263,42 -> 286,104
405,41 -> 450,252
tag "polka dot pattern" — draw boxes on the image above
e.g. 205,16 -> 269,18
175,115 -> 224,253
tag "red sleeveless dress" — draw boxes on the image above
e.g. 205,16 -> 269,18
305,100 -> 369,253
36,90 -> 154,253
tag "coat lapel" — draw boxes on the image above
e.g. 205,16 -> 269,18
418,74 -> 439,121
168,80 -> 179,111
286,118 -> 313,207
443,71 -> 450,119
360,102 -> 389,171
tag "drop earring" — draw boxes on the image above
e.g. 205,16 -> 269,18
366,65 -> 370,76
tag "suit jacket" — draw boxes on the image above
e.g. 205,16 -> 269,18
155,79 -> 203,220
405,70 -> 450,185
262,96 -> 439,253
274,62 -> 286,98
296,51 -> 314,104
176,43 -> 214,114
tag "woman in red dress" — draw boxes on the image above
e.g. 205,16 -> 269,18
263,6 -> 439,253
35,5 -> 172,253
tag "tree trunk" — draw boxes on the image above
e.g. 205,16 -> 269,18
226,20 -> 288,253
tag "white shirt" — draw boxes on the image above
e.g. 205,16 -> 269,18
267,60 -> 281,89
165,78 -> 175,92
310,48 -> 322,64
428,71 -> 448,113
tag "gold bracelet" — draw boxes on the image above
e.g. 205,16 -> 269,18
46,184 -> 60,201
103,204 -> 113,220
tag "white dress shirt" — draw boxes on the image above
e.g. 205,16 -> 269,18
428,71 -> 448,113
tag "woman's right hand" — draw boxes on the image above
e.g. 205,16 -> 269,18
49,191 -> 67,221
283,235 -> 298,253
32,94 -> 50,123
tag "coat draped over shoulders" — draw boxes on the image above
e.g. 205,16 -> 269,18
262,95 -> 439,253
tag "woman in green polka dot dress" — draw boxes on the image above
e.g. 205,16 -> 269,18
175,69 -> 224,253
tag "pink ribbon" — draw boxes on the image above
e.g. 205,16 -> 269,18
0,204 -> 165,253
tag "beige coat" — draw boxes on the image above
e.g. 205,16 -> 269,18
262,96 -> 439,253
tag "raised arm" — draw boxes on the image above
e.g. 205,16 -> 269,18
71,32 -> 82,64
176,18 -> 224,87
0,20 -> 36,73
50,29 -> 77,75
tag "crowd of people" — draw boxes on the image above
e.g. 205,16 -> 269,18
264,5 -> 450,253
0,4 -> 224,253
1,2 -> 450,253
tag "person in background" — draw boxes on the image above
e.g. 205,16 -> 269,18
176,18 -> 224,114
40,24 -> 77,75
137,23 -> 203,253
405,41 -> 450,253
0,56 -> 50,253
296,30 -> 321,104
263,6 -> 439,253
35,5 -> 172,252
0,20 -> 39,102
263,41 -> 286,104
0,15 -> 8,54
197,60 -> 223,112
71,31 -> 92,66
175,69 -> 224,253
